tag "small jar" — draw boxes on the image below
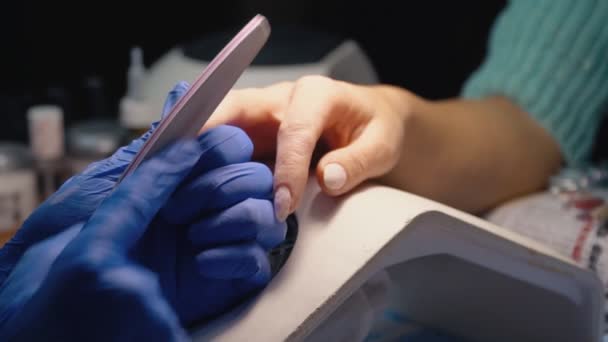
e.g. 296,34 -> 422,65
27,104 -> 65,162
67,120 -> 128,175
27,104 -> 66,199
0,143 -> 37,244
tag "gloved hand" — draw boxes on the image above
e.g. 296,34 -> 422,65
135,126 -> 287,324
0,81 -> 190,284
0,82 -> 287,339
0,139 -> 205,341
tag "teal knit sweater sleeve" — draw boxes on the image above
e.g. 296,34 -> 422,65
462,0 -> 608,165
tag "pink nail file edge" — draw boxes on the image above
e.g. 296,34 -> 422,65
118,14 -> 270,183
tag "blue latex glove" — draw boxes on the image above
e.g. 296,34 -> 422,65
136,133 -> 288,324
0,81 -> 190,284
0,82 -> 286,339
0,139 -> 205,341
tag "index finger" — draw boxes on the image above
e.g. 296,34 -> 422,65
203,83 -> 293,161
273,76 -> 348,221
204,82 -> 292,130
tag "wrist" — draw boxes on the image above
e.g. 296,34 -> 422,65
371,85 -> 424,121
371,86 -> 432,186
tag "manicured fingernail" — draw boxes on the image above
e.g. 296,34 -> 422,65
323,163 -> 347,190
274,186 -> 291,221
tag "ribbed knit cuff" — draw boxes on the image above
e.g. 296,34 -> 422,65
462,0 -> 608,165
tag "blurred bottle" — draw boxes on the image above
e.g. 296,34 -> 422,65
120,46 -> 154,141
27,104 -> 65,200
0,143 -> 37,244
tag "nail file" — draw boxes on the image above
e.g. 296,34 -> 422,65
118,14 -> 270,183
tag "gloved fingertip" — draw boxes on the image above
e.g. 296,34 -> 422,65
244,257 -> 271,287
161,81 -> 191,119
259,220 -> 288,250
135,79 -> 191,148
174,80 -> 190,93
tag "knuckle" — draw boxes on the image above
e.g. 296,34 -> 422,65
372,136 -> 401,171
278,119 -> 311,135
117,269 -> 158,296
296,75 -> 345,102
272,81 -> 295,91
60,248 -> 109,280
376,141 -> 397,160
278,122 -> 317,152
296,75 -> 331,88
348,153 -> 368,177
293,76 -> 348,117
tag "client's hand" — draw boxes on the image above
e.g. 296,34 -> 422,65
207,75 -> 416,220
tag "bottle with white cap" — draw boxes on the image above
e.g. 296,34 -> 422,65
27,104 -> 65,199
120,46 -> 154,140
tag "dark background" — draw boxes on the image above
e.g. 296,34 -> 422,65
0,1 -> 506,144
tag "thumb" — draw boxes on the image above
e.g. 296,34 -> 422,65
316,121 -> 398,196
